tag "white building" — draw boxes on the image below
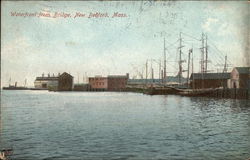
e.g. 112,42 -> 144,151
34,73 -> 59,90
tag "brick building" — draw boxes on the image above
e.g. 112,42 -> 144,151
88,73 -> 129,91
107,75 -> 128,91
88,76 -> 108,91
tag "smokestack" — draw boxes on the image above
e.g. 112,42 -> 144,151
126,73 -> 129,79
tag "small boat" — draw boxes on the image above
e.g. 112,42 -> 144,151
143,86 -> 181,95
178,88 -> 218,96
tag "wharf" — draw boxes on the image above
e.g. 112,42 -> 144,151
142,87 -> 250,99
2,87 -> 47,90
2,86 -> 249,99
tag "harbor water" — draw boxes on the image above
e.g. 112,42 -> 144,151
0,90 -> 250,159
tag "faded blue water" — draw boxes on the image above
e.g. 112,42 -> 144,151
0,90 -> 250,160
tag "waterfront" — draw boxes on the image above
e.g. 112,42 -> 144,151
0,90 -> 250,160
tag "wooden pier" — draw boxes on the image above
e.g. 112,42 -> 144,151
141,86 -> 250,99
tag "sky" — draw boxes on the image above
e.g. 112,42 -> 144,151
1,1 -> 249,87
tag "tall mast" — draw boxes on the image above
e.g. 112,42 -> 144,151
152,68 -> 154,83
24,79 -> 27,87
77,72 -> 79,84
161,70 -> 164,83
151,59 -> 154,82
223,55 -> 228,73
9,77 -> 11,87
163,38 -> 166,84
192,48 -> 195,89
85,72 -> 88,83
187,49 -> 192,87
141,67 -> 144,79
159,59 -> 161,83
145,60 -> 148,85
201,33 -> 205,73
205,34 -> 208,73
201,33 -> 205,88
178,32 -> 184,84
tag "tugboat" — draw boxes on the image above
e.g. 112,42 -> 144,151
3,79 -> 28,90
2,84 -> 28,90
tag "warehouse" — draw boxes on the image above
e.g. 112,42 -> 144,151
190,72 -> 230,89
34,72 -> 73,91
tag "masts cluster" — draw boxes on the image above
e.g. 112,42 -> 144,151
131,31 -> 232,87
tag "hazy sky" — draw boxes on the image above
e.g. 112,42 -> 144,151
1,1 -> 249,87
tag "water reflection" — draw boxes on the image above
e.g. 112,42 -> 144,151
0,91 -> 250,160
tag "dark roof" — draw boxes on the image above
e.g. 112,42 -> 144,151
108,75 -> 127,78
35,77 -> 59,81
35,72 -> 73,81
190,73 -> 230,80
59,72 -> 73,78
89,77 -> 107,79
235,67 -> 250,74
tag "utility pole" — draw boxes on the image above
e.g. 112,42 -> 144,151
163,38 -> 166,84
187,49 -> 192,87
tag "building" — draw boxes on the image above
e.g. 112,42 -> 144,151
107,74 -> 129,91
88,73 -> 129,91
190,72 -> 230,89
34,73 -> 58,89
229,67 -> 250,89
73,83 -> 91,91
58,72 -> 74,91
34,72 -> 73,91
88,76 -> 108,91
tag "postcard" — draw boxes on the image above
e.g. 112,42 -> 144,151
1,1 -> 249,160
